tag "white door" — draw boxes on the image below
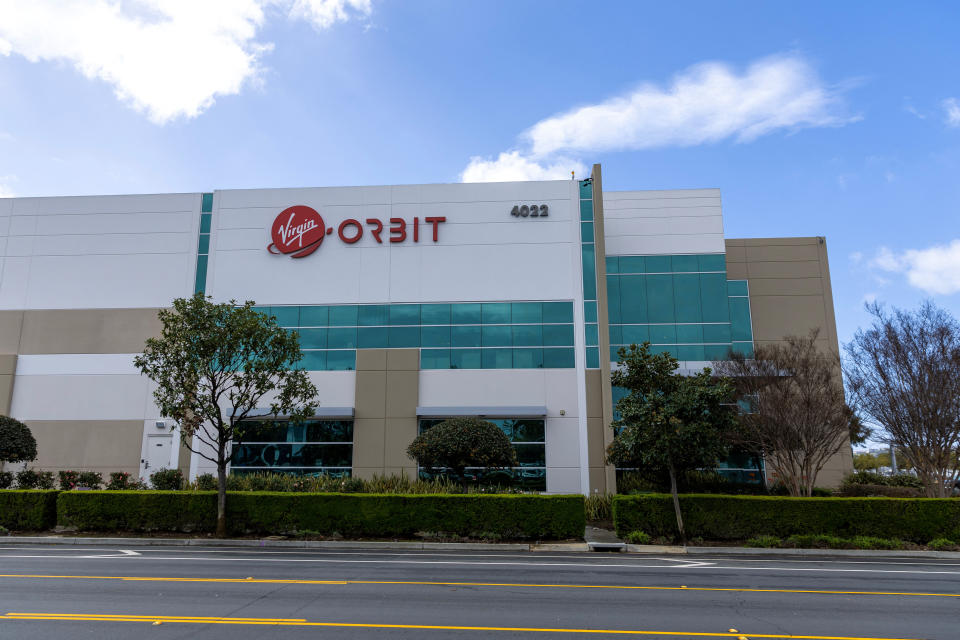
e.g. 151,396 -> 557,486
144,435 -> 173,478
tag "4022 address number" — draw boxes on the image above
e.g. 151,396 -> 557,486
510,204 -> 549,218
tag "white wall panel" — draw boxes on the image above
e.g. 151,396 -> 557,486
35,212 -> 193,235
603,189 -> 726,256
11,374 -> 153,421
16,353 -> 140,376
605,234 -> 726,256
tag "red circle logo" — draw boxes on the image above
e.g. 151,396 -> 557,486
268,205 -> 325,258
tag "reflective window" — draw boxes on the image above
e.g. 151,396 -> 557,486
231,419 -> 353,477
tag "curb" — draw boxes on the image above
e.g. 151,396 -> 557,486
625,544 -> 960,560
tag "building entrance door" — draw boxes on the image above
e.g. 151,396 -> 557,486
142,435 -> 173,480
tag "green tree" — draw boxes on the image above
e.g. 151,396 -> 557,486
406,417 -> 517,485
606,343 -> 738,544
134,294 -> 318,537
0,415 -> 37,471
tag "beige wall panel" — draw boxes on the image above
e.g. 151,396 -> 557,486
749,296 -> 829,342
26,420 -> 142,475
0,373 -> 14,415
19,308 -> 163,354
747,278 -> 824,296
724,244 -> 746,263
741,237 -> 818,247
385,371 -> 418,419
746,261 -> 823,279
0,311 -> 24,353
0,354 -> 17,375
354,371 -> 386,419
585,370 -> 602,418
386,348 -> 419,371
352,418 -> 385,468
588,467 -> 611,496
383,417 -> 418,470
352,467 -> 383,481
587,417 -> 606,468
725,262 -> 748,279
744,245 -> 821,262
356,349 -> 387,371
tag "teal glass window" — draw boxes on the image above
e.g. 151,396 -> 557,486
727,280 -> 749,296
452,303 -> 482,325
327,327 -> 358,349
451,325 -> 482,347
579,199 -> 593,221
645,255 -> 671,273
610,345 -> 622,362
197,234 -> 210,254
297,328 -> 327,349
657,346 -> 678,359
270,306 -> 299,327
451,348 -> 482,369
421,349 -> 450,369
482,303 -> 511,324
543,348 -> 575,368
389,304 -> 420,325
605,256 -> 619,273
421,303 -> 451,325
619,256 -> 645,273
702,324 -> 732,343
700,273 -> 729,322
621,324 -> 649,345
585,323 -> 599,346
579,180 -> 593,199
608,325 -> 622,344
511,302 -> 541,324
584,301 -> 597,323
649,324 -> 676,344
512,324 -> 542,346
677,345 -> 706,361
388,326 -> 420,348
542,302 -> 574,324
481,325 -> 511,347
299,351 -> 327,371
358,327 -> 388,348
732,342 -> 755,358
199,213 -> 212,234
704,344 -> 731,361
700,254 -> 726,272
513,348 -> 543,369
201,193 -> 214,213
329,305 -> 358,326
729,297 -> 753,341
646,275 -> 675,323
619,275 -> 647,323
542,324 -> 575,346
676,324 -> 703,344
421,325 -> 451,347
581,222 -> 594,242
671,255 -> 699,273
358,305 -> 388,326
606,276 -> 621,323
586,347 -> 599,369
482,348 -> 512,369
673,274 -> 702,323
193,255 -> 208,295
299,306 -> 329,327
326,350 -> 356,370
581,244 -> 597,300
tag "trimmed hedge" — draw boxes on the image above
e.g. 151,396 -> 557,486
613,494 -> 960,543
0,490 -> 59,530
57,491 -> 585,540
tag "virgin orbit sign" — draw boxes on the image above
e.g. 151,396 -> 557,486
267,205 -> 446,259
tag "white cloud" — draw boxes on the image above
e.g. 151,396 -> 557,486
871,241 -> 960,295
460,151 -> 587,183
944,98 -> 960,128
0,0 -> 370,124
462,54 -> 854,183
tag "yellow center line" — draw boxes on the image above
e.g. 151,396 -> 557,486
0,612 -> 923,639
0,573 -> 957,599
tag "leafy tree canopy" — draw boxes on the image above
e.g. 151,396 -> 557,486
407,417 -> 517,482
0,415 -> 37,465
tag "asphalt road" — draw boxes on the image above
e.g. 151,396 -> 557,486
0,545 -> 958,639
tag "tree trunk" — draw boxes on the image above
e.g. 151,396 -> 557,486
216,463 -> 227,538
668,462 -> 686,546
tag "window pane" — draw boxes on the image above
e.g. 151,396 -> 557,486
727,280 -> 749,296
645,255 -> 671,273
606,276 -> 621,323
421,325 -> 451,347
358,327 -> 388,348
511,419 -> 545,442
542,324 -> 574,346
579,180 -> 593,199
326,350 -> 356,370
515,443 -> 546,466
646,274 -> 675,323
297,328 -> 327,349
585,323 -> 599,346
605,256 -> 619,274
581,244 -> 596,300
421,349 -> 450,369
513,348 -> 543,369
197,234 -> 210,254
389,304 -> 420,325
584,301 -> 597,323
580,221 -> 594,242
677,345 -> 706,361
451,303 -> 482,324
700,273 -> 729,322
704,344 -> 731,361
299,306 -> 329,327
702,324 -> 732,343
358,304 -> 388,326
299,350 -> 327,371
673,273 -> 702,323
420,303 -> 451,325
451,324 -> 482,347
450,348 -> 482,369
699,254 -> 726,272
305,420 -> 353,442
199,213 -> 212,233
649,324 -> 676,344
671,255 -> 699,273
482,348 -> 512,369
676,324 -> 703,343
656,345 -> 678,359
619,256 -> 645,273
732,341 -> 754,358
622,324 -> 649,345
619,275 -> 647,323
511,302 -> 541,324
729,297 -> 753,341
542,301 -> 573,324
482,303 -> 510,324
579,199 -> 593,221
201,193 -> 214,212
542,348 -> 575,368
329,305 -> 358,326
270,306 -> 299,327
193,255 -> 207,294
586,347 -> 599,368
609,324 -> 622,344
610,345 -> 622,362
512,324 -> 542,346
388,326 -> 420,348
482,325 -> 511,347
327,327 -> 358,348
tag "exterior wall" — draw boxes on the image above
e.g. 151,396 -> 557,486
725,236 -> 853,487
603,189 -> 725,256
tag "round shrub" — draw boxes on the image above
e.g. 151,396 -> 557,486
149,468 -> 184,490
193,473 -> 217,491
0,471 -> 12,489
0,415 -> 37,466
406,417 -> 517,483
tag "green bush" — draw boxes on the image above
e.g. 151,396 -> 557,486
0,490 -> 59,530
106,471 -> 136,490
16,469 -> 54,489
149,468 -> 184,490
58,470 -> 103,490
838,483 -> 922,498
57,492 -> 585,539
928,538 -> 957,551
843,472 -> 924,489
585,494 -> 612,521
624,530 -> 651,544
192,473 -> 217,491
613,494 -> 960,543
406,418 -> 517,482
0,471 -> 12,489
745,535 -> 782,548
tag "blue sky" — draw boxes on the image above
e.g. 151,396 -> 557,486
1,0 -> 958,347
